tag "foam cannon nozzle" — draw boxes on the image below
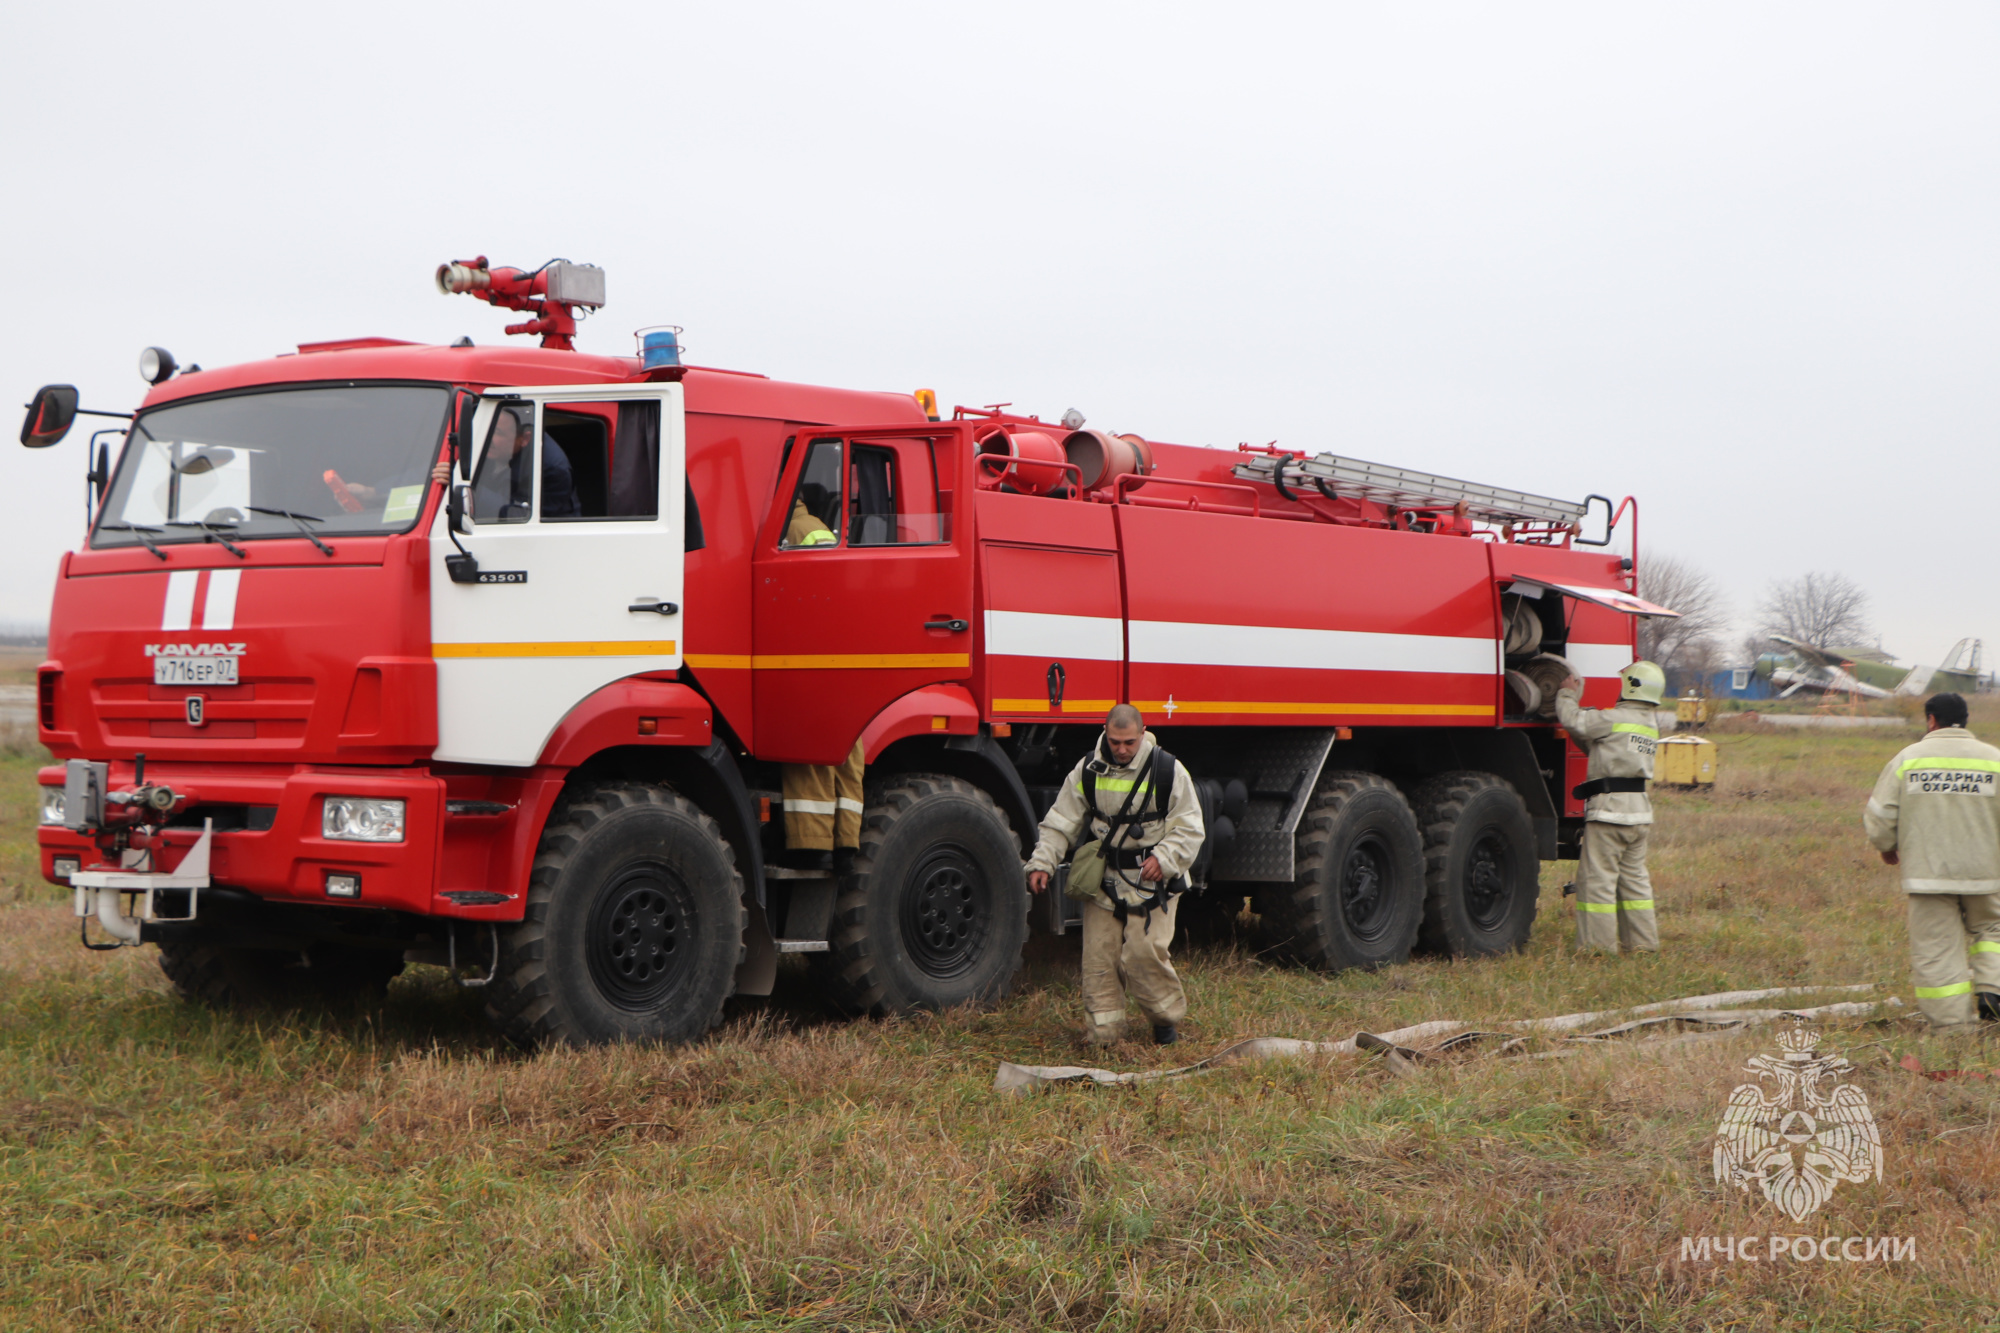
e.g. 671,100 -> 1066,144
436,257 -> 493,294
433,254 -> 605,351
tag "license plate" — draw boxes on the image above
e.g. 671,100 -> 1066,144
153,656 -> 239,686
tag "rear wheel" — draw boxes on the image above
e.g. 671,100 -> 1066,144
811,774 -> 1028,1016
1413,771 -> 1540,957
159,941 -> 404,1009
1261,771 -> 1424,971
483,783 -> 746,1048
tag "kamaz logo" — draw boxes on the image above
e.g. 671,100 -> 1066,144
144,643 -> 247,657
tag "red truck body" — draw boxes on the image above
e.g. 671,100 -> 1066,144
28,290 -> 1655,1044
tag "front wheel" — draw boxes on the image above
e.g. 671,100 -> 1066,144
811,774 -> 1028,1016
483,783 -> 746,1048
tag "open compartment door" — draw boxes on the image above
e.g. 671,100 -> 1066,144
1501,577 -> 1679,619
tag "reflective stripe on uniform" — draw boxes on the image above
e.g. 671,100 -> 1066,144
1972,941 -> 2000,955
1897,757 -> 2000,778
798,531 -> 837,546
1612,722 -> 1659,739
1618,899 -> 1655,911
785,798 -> 838,814
1088,1008 -> 1126,1027
836,797 -> 864,814
1915,981 -> 1974,999
1094,776 -> 1139,792
1578,902 -> 1619,913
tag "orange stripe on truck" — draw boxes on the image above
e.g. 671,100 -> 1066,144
1133,700 -> 1494,717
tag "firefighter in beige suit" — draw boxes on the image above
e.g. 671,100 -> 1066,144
1026,705 -> 1206,1046
778,500 -> 863,869
1556,660 -> 1667,953
1862,692 -> 2000,1027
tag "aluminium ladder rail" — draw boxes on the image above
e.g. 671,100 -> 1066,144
1231,451 -> 1587,526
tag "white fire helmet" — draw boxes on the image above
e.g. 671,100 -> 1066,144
1619,660 -> 1668,708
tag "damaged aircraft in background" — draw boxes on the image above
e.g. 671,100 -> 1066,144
1767,635 -> 1985,700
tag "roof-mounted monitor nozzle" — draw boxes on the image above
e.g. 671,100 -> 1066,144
435,255 -> 605,351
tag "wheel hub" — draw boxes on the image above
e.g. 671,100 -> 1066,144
586,866 -> 695,1010
1465,830 -> 1513,929
900,849 -> 988,980
1340,835 -> 1392,941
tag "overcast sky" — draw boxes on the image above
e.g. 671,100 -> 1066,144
4,3 -> 1995,668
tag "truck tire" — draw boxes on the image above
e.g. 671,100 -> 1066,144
1412,771 -> 1540,957
159,941 -> 404,1009
1176,887 -> 1250,943
483,783 -> 746,1048
1262,772 -> 1424,972
812,774 -> 1028,1016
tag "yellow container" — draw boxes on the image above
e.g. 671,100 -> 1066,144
1675,696 -> 1710,725
1657,735 -> 1717,786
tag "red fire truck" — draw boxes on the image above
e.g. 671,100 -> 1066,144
22,256 -> 1673,1046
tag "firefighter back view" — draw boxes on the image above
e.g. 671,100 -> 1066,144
1556,660 -> 1666,953
1862,692 -> 2000,1028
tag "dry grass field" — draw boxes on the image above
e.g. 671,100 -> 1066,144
3,707 -> 1998,1331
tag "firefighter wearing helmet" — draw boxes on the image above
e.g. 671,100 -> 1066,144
1555,660 -> 1667,952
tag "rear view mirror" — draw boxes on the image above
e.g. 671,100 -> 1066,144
21,385 -> 79,448
453,391 -> 478,481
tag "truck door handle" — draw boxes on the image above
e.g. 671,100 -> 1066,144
629,599 -> 680,615
925,618 -> 969,633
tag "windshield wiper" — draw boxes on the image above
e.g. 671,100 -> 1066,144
99,522 -> 169,561
166,520 -> 248,558
247,506 -> 335,557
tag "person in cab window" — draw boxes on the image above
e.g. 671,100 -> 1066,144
472,407 -> 579,519
786,496 -> 837,546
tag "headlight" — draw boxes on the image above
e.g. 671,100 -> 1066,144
39,786 -> 66,826
322,796 -> 405,843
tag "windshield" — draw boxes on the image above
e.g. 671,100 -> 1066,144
92,384 -> 450,549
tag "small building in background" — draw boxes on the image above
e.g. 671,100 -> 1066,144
1708,663 -> 1777,700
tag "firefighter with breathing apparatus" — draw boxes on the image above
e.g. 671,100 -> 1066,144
1557,660 -> 1666,953
1862,692 -> 2000,1028
1026,705 -> 1206,1046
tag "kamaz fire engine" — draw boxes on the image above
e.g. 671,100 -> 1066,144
22,256 -> 1674,1046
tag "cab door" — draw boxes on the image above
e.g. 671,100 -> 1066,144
430,383 -> 685,766
751,424 -> 974,764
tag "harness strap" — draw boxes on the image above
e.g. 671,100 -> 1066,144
1574,776 -> 1648,799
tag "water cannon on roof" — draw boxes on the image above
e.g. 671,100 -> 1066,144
435,256 -> 606,351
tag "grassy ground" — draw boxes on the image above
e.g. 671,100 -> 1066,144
0,647 -> 48,687
3,712 -> 1998,1331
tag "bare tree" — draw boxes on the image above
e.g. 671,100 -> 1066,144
1636,555 -> 1729,673
1757,572 -> 1873,649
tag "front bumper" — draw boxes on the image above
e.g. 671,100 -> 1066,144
40,764 -> 445,916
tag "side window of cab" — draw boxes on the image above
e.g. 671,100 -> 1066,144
780,438 -> 843,548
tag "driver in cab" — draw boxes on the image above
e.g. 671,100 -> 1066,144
471,406 -> 579,520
